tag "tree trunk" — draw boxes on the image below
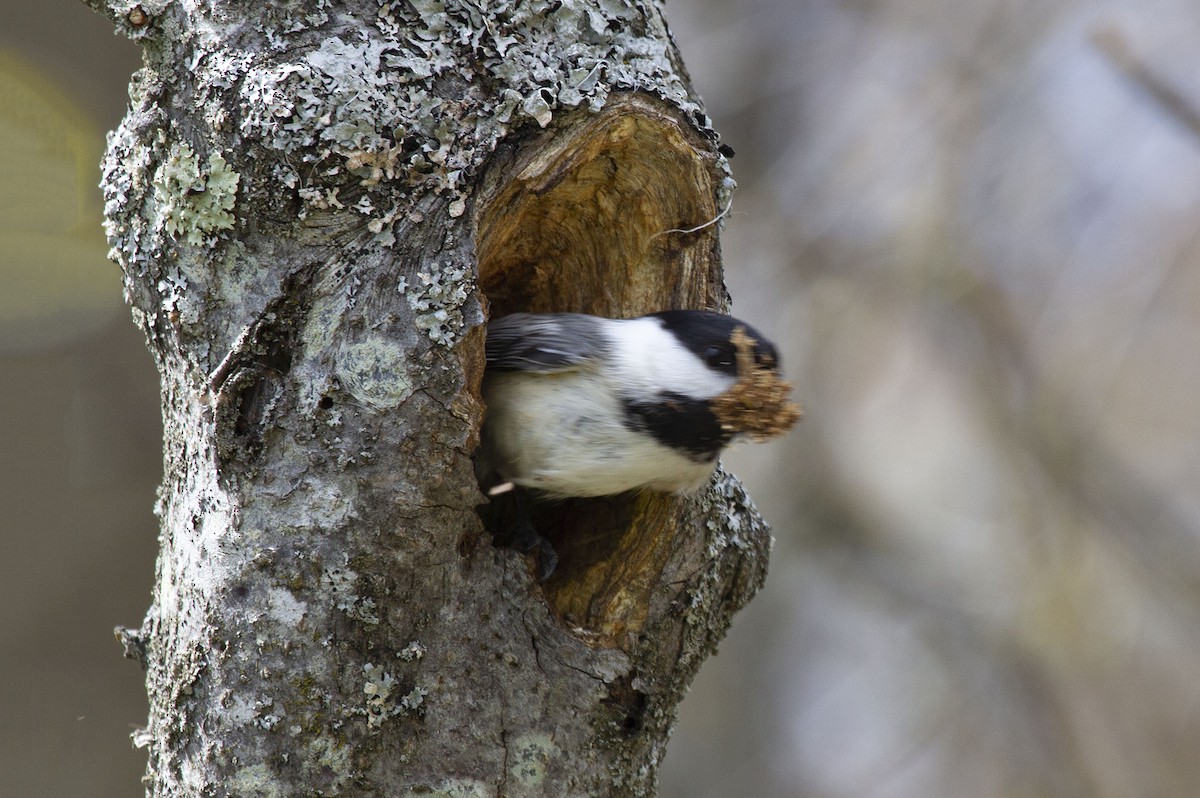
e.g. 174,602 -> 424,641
91,0 -> 770,795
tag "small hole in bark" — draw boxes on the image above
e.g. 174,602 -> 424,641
603,670 -> 648,736
318,395 -> 334,410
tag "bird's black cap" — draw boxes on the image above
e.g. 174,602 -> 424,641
649,309 -> 780,378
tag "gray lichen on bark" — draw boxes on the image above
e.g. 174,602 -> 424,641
93,0 -> 771,795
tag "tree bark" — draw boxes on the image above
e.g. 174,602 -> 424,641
92,0 -> 771,795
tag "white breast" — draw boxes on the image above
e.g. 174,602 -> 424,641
480,366 -> 720,498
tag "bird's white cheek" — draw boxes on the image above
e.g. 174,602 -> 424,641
605,318 -> 737,400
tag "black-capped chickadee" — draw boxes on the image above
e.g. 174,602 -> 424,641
476,309 -> 800,576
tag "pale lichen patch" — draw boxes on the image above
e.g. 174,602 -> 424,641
400,779 -> 490,798
334,339 -> 416,411
507,731 -> 557,789
361,662 -> 427,730
229,764 -> 285,798
264,586 -> 308,628
400,261 -> 474,346
151,142 -> 239,246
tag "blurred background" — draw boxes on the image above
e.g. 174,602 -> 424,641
3,0 -> 1198,795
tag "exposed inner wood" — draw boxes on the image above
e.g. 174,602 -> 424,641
474,93 -> 726,647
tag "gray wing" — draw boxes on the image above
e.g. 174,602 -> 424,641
485,312 -> 610,372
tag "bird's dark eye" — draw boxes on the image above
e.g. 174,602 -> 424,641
704,345 -> 731,369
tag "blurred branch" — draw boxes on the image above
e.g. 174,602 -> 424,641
946,272 -> 1200,613
1092,25 -> 1200,141
791,454 -> 1099,796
